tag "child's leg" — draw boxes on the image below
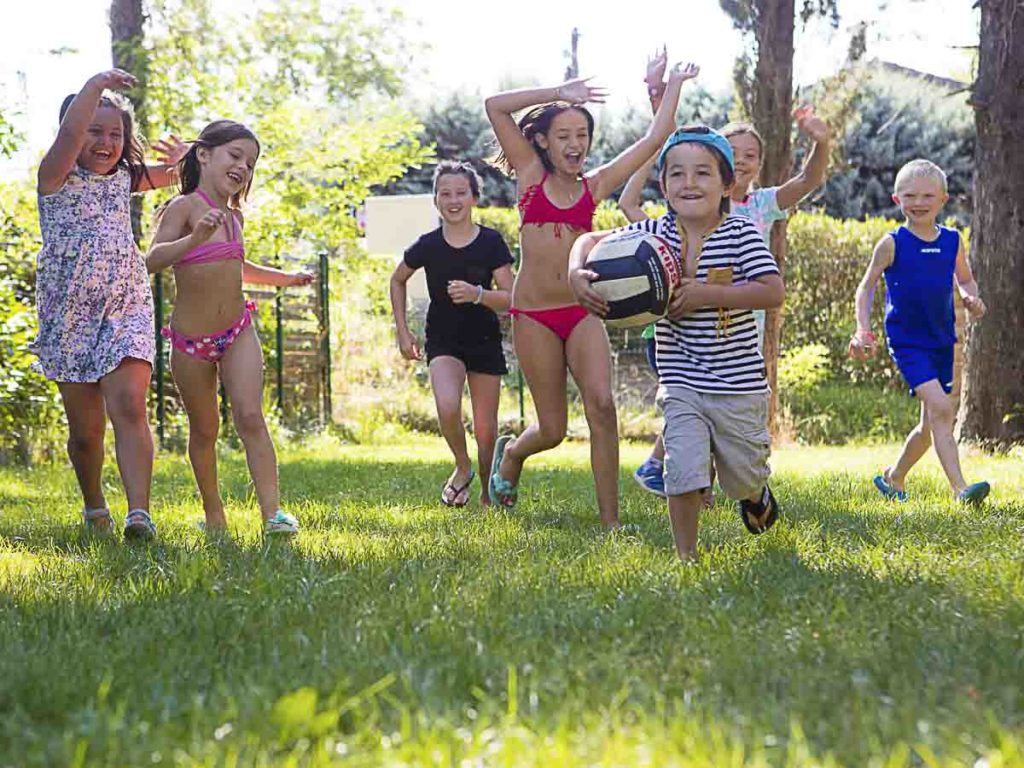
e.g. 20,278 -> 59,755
170,349 -> 225,526
219,326 -> 279,520
916,379 -> 968,494
886,400 -> 931,491
499,316 -> 569,487
429,357 -> 472,501
651,435 -> 665,461
99,358 -> 154,513
668,491 -> 704,560
56,382 -> 108,511
660,387 -> 713,558
566,316 -> 619,529
467,371 -> 502,505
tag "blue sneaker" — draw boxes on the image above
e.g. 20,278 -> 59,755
873,474 -> 907,502
633,458 -> 666,498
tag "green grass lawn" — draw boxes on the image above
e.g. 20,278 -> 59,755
1,435 -> 1022,766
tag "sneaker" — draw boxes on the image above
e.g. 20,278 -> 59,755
633,458 -> 666,498
265,510 -> 299,536
123,509 -> 156,541
958,481 -> 990,506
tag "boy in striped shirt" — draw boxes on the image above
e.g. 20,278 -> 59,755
571,127 -> 784,560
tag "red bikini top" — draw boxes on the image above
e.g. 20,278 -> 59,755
175,188 -> 244,269
518,172 -> 596,238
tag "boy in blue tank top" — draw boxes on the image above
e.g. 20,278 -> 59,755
848,159 -> 990,505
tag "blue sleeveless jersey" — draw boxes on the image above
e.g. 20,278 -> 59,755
883,225 -> 959,349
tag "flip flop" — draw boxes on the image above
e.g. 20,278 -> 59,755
441,468 -> 475,507
738,485 -> 780,535
489,435 -> 518,508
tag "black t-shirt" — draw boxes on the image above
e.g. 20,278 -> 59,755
403,225 -> 514,345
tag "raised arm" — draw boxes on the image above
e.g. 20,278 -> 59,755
242,261 -> 314,288
774,106 -> 831,211
619,152 -> 658,223
485,78 -> 607,181
848,234 -> 895,358
38,69 -> 136,195
135,135 -> 190,192
588,62 -> 698,202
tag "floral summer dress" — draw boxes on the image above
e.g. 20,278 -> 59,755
31,165 -> 155,382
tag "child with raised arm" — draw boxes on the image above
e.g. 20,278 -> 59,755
571,127 -> 784,561
848,159 -> 989,505
147,120 -> 312,536
390,162 -> 514,507
32,69 -> 188,539
484,62 -> 696,529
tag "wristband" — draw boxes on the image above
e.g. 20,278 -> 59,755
854,330 -> 876,342
474,285 -> 484,305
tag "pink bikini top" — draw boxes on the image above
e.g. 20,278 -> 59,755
518,172 -> 596,238
175,188 -> 244,269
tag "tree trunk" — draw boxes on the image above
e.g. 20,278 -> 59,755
750,0 -> 795,432
109,0 -> 148,243
958,0 -> 1024,447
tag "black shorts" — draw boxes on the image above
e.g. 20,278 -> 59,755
426,336 -> 507,376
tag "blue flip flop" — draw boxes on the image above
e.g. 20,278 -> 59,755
489,435 -> 518,508
873,474 -> 908,502
958,481 -> 991,506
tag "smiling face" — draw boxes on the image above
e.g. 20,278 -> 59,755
727,131 -> 762,196
75,106 -> 125,175
434,172 -> 477,225
197,138 -> 259,200
660,143 -> 733,225
893,174 -> 947,227
535,108 -> 591,176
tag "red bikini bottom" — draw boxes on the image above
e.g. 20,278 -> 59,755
510,304 -> 589,342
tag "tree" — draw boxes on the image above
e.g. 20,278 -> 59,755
958,0 -> 1024,447
720,0 -> 798,430
109,0 -> 148,240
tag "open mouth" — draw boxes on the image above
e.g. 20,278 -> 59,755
91,150 -> 113,161
226,171 -> 244,184
565,152 -> 582,165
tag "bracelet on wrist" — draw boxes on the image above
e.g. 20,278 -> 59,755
474,285 -> 484,305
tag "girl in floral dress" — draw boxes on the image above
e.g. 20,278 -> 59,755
32,68 -> 187,539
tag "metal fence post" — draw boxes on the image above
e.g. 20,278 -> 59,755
319,249 -> 331,424
275,251 -> 285,414
154,272 -> 165,447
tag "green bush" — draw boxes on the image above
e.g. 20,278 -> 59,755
778,343 -> 831,394
781,381 -> 919,445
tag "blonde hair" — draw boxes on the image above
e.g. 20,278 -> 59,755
894,159 -> 948,195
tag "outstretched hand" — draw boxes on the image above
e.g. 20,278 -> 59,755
645,46 -> 668,88
556,77 -> 608,106
90,69 -> 137,92
794,105 -> 829,143
668,62 -> 700,84
152,134 -> 190,167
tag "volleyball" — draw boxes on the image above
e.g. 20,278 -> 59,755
585,230 -> 681,328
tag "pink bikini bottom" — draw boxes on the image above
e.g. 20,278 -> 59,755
510,304 -> 588,342
162,300 -> 256,363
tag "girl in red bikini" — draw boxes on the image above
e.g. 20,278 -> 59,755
484,64 -> 696,528
147,120 -> 312,536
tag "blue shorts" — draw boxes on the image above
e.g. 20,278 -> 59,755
889,345 -> 953,396
645,337 -> 658,375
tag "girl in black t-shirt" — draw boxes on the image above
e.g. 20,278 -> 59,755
390,162 -> 515,506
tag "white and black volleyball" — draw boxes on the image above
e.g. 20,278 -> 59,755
586,230 -> 681,328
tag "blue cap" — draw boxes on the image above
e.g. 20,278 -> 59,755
657,127 -> 734,173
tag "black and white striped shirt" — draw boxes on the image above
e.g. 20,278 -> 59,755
626,213 -> 780,394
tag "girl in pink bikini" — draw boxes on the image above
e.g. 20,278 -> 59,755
147,120 -> 312,536
484,64 -> 696,528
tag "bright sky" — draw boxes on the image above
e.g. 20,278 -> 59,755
0,0 -> 978,177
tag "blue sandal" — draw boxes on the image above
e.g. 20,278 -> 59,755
82,506 -> 114,535
489,435 -> 519,508
958,481 -> 991,506
123,509 -> 157,541
873,474 -> 908,502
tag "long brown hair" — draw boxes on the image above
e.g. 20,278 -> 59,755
59,91 -> 151,191
177,119 -> 261,208
492,103 -> 595,176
